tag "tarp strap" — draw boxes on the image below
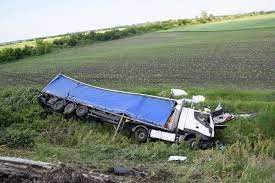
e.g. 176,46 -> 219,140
112,113 -> 125,141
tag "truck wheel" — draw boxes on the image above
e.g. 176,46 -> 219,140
188,138 -> 199,150
47,97 -> 58,105
76,105 -> 88,118
134,128 -> 148,143
200,140 -> 212,149
64,103 -> 75,115
38,95 -> 47,106
53,100 -> 65,113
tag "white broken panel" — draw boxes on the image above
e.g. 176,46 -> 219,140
150,129 -> 176,142
168,156 -> 187,162
171,89 -> 188,97
192,95 -> 205,103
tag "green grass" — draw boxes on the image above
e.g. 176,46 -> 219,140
0,87 -> 274,182
164,13 -> 275,32
0,27 -> 274,89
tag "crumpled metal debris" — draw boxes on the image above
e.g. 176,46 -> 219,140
168,156 -> 187,162
235,113 -> 258,118
171,89 -> 188,97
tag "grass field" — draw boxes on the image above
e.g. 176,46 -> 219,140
0,27 -> 274,89
164,13 -> 275,32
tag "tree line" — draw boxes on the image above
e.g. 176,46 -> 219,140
0,23 -> 183,63
0,11 -> 267,64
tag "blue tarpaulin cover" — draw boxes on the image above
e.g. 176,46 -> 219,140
42,74 -> 176,127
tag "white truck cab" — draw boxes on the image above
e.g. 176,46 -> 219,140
149,103 -> 215,149
177,107 -> 214,138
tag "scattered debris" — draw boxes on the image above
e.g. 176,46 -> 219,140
171,89 -> 188,97
168,156 -> 187,162
235,112 -> 258,119
178,95 -> 206,104
112,166 -> 131,175
211,104 -> 234,125
192,95 -> 205,103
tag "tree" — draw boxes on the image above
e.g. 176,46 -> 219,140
13,48 -> 23,60
35,39 -> 52,55
35,39 -> 46,55
67,35 -> 77,46
22,45 -> 34,56
1,48 -> 15,62
85,31 -> 96,41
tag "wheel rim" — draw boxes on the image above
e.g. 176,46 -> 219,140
64,103 -> 75,114
76,106 -> 88,117
139,133 -> 145,139
54,101 -> 64,111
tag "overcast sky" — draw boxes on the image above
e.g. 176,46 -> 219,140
0,0 -> 275,43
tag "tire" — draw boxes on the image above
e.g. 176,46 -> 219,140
188,138 -> 199,150
134,128 -> 148,143
64,103 -> 75,115
53,100 -> 65,113
200,140 -> 212,150
48,97 -> 58,105
38,95 -> 47,107
76,105 -> 88,118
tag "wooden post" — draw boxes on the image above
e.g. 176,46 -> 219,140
112,113 -> 125,141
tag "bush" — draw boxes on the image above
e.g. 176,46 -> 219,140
35,39 -> 52,55
0,48 -> 16,62
0,40 -> 53,63
3,125 -> 38,148
66,36 -> 78,46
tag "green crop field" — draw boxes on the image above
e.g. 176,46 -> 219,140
0,27 -> 274,89
0,13 -> 275,182
164,13 -> 275,32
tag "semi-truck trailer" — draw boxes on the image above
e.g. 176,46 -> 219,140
38,74 -> 217,149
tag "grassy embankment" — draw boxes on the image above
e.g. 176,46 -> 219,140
0,87 -> 274,182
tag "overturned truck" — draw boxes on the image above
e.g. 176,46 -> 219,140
39,74 -> 220,149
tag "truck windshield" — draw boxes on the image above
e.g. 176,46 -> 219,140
194,111 -> 210,126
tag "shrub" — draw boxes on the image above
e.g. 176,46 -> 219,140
35,39 -> 52,55
3,125 -> 38,148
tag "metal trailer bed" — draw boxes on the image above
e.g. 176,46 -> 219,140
39,74 -> 178,133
